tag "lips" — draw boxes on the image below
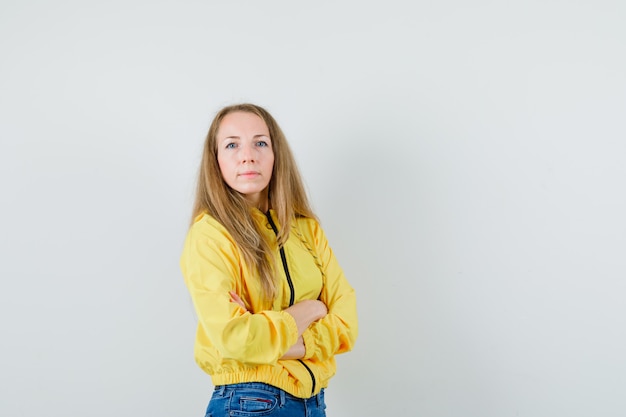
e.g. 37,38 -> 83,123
238,171 -> 260,178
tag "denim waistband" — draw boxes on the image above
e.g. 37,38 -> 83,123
214,382 -> 324,405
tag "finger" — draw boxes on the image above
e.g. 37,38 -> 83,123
229,291 -> 246,309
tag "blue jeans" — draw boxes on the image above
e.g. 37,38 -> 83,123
204,382 -> 326,417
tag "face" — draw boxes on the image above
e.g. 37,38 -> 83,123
216,111 -> 274,209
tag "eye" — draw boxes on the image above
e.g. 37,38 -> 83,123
225,142 -> 237,149
256,140 -> 269,147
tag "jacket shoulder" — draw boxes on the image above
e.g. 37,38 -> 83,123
293,216 -> 325,243
188,212 -> 235,244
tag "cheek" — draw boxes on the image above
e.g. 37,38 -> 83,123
216,156 -> 231,179
216,151 -> 228,168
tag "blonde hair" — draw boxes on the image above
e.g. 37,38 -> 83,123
191,103 -> 317,302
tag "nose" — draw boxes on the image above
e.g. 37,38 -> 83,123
239,142 -> 256,163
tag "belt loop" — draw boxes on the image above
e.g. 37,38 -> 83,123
217,385 -> 226,395
279,389 -> 285,407
315,391 -> 320,407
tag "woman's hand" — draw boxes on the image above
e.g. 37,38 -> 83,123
229,291 -> 248,312
284,299 -> 327,336
281,301 -> 327,360
229,292 -> 327,334
280,336 -> 305,360
228,292 -> 326,360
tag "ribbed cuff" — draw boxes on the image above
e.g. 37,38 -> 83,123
279,310 -> 300,346
301,328 -> 316,360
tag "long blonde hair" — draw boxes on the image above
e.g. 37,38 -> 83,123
191,103 -> 316,302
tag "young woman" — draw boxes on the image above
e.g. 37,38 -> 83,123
180,103 -> 358,417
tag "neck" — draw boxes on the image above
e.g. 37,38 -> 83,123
245,192 -> 269,212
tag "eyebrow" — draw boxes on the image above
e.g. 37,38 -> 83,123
221,134 -> 270,140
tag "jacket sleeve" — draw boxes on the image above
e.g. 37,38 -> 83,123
300,221 -> 358,361
181,217 -> 299,365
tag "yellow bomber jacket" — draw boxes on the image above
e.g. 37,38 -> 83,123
180,208 -> 358,398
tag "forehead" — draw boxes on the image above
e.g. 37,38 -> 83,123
218,111 -> 269,137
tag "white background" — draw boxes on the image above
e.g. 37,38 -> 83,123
1,1 -> 625,416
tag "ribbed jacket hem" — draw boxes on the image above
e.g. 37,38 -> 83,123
210,365 -> 326,399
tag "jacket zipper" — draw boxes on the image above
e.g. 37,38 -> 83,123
265,211 -> 316,396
